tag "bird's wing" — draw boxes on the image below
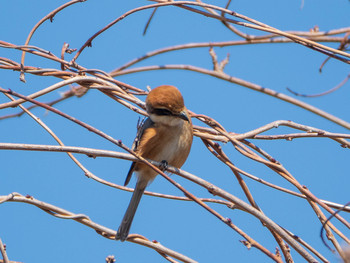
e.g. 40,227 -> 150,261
124,117 -> 154,186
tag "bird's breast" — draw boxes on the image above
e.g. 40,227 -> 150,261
136,120 -> 193,177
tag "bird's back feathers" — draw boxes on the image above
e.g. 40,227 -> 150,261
124,118 -> 154,186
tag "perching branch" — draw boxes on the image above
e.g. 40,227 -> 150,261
0,193 -> 197,263
1,1 -> 349,262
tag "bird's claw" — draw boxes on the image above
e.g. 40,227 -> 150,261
159,160 -> 168,171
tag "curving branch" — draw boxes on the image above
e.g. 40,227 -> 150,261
112,64 -> 350,130
0,193 -> 197,263
1,1 -> 349,262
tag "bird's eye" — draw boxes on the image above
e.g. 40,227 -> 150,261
153,108 -> 172,116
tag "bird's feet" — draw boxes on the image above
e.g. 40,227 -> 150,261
159,160 -> 168,171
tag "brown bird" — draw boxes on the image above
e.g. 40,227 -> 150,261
115,85 -> 193,241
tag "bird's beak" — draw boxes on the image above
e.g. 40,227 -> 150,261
177,111 -> 189,122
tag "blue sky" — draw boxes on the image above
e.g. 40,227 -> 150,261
1,1 -> 350,262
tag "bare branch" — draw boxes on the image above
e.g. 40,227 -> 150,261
1,1 -> 349,261
0,193 -> 197,263
0,238 -> 9,263
112,64 -> 350,130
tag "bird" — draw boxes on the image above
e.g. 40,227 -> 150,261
115,85 -> 193,242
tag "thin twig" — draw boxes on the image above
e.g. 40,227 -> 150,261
113,64 -> 350,130
0,87 -> 291,262
0,193 -> 197,263
20,0 -> 87,81
72,1 -> 350,63
286,73 -> 350,98
0,238 -> 9,263
1,141 -> 349,214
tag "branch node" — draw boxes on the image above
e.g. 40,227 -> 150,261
226,203 -> 236,209
275,247 -> 281,258
240,240 -> 252,249
25,194 -> 34,199
49,15 -> 55,23
85,172 -> 93,178
105,255 -> 116,263
20,63 -> 26,83
207,185 -> 216,195
209,47 -> 230,74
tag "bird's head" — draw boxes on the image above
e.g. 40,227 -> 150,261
146,85 -> 190,126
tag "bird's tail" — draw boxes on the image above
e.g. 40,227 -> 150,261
115,179 -> 147,241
